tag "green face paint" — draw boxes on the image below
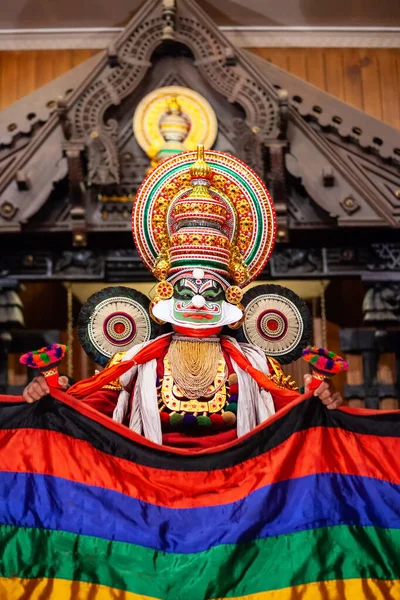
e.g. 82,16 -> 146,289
172,278 -> 225,326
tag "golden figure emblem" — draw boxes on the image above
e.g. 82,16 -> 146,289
133,86 -> 218,167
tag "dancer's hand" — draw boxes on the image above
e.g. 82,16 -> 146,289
304,374 -> 343,410
23,375 -> 69,403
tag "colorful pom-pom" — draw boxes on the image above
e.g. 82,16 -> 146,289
302,346 -> 348,376
197,415 -> 212,427
170,413 -> 184,427
160,411 -> 170,425
222,411 -> 237,426
20,344 -> 68,369
182,414 -> 198,427
227,402 -> 237,414
210,414 -> 224,428
228,373 -> 238,386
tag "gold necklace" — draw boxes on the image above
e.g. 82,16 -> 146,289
166,339 -> 224,400
161,355 -> 227,414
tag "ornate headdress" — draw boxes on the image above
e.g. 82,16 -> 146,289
133,145 -> 276,291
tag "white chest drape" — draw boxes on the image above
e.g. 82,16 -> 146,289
113,334 -> 275,444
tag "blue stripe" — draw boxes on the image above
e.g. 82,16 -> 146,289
0,472 -> 399,554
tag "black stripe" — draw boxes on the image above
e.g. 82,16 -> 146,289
0,396 -> 399,471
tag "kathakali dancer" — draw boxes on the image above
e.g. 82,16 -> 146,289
23,146 -> 342,448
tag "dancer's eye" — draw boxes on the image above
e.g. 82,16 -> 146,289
203,290 -> 224,301
175,290 -> 193,300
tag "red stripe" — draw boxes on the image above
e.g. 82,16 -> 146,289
0,394 -> 25,403
339,404 -> 400,416
1,425 -> 399,509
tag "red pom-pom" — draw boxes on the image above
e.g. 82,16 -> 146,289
210,414 -> 224,429
160,411 -> 170,426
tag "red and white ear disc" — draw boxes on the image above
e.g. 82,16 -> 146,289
238,284 -> 312,364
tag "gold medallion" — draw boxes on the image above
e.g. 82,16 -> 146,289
133,86 -> 218,166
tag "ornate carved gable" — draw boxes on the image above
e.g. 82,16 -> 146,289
0,0 -> 399,243
0,0 -> 286,236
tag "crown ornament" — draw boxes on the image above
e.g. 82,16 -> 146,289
155,96 -> 191,164
167,145 -> 233,281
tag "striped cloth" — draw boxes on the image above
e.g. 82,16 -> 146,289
0,389 -> 399,599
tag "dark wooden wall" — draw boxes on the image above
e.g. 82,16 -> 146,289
0,49 -> 96,110
1,48 -> 400,129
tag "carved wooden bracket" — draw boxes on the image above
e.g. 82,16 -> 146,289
57,99 -> 72,141
265,140 -> 289,242
62,140 -> 87,246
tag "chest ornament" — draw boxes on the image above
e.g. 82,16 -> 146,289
159,355 -> 237,429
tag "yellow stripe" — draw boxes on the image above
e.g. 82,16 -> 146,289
226,578 -> 400,599
1,577 -> 399,599
0,577 -> 158,600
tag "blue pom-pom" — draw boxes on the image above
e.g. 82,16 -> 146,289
228,393 -> 238,403
325,358 -> 334,371
182,414 -> 198,427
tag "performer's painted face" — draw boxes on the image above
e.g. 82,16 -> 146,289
152,270 -> 243,330
172,278 -> 225,325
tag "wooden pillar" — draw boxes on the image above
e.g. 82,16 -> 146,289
377,353 -> 399,410
340,328 -> 400,409
345,355 -> 365,408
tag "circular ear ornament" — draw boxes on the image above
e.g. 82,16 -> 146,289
225,285 -> 243,305
240,284 -> 312,364
155,280 -> 174,300
77,286 -> 155,366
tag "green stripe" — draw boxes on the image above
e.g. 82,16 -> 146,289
210,162 -> 264,266
157,149 -> 182,155
171,258 -> 228,270
0,525 -> 398,599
